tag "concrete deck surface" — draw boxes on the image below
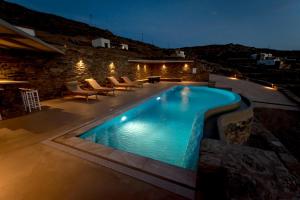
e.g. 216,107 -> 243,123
0,76 -> 298,200
1,83 -> 185,200
210,74 -> 299,110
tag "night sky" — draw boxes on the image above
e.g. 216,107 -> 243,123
7,0 -> 300,50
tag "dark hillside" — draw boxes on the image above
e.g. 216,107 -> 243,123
183,43 -> 300,61
0,0 -> 161,54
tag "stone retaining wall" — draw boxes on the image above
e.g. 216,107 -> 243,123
0,46 -> 207,100
218,96 -> 254,144
140,63 -> 209,82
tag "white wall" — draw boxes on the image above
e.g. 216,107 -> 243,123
175,50 -> 185,58
92,38 -> 111,48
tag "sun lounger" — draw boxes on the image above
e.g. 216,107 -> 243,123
85,78 -> 115,95
65,81 -> 98,101
121,76 -> 143,88
107,76 -> 135,90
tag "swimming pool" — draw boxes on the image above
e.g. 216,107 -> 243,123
79,86 -> 240,170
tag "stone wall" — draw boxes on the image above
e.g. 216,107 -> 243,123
0,47 -> 139,99
0,48 -> 208,101
132,62 -> 209,81
222,118 -> 253,144
218,96 -> 254,144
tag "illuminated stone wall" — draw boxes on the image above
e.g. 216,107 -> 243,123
133,62 -> 209,81
0,47 -> 139,99
0,48 -> 208,100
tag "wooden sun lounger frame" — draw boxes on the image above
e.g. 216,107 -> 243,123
120,76 -> 143,88
85,78 -> 115,95
65,81 -> 98,102
107,76 -> 135,90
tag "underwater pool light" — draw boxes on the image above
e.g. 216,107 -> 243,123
121,116 -> 127,122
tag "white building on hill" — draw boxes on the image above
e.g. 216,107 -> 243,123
175,50 -> 185,58
120,43 -> 128,50
255,53 -> 281,66
92,38 -> 111,48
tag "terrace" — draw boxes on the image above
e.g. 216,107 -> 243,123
0,11 -> 299,200
1,74 -> 299,199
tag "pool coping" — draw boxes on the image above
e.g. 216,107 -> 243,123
43,84 -> 241,199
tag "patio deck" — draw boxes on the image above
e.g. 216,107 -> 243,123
0,77 -> 298,199
0,82 -> 187,200
210,74 -> 299,110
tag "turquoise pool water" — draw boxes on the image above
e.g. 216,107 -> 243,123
80,86 -> 240,170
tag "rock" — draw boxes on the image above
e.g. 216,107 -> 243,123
199,139 -> 299,200
278,153 -> 300,182
248,118 -> 289,153
223,118 -> 252,144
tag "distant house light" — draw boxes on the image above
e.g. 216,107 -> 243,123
14,26 -> 35,36
92,38 -> 111,48
120,43 -> 129,50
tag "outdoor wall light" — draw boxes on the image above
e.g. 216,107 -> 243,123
162,64 -> 166,69
143,65 -> 147,72
183,64 -> 189,71
109,62 -> 115,70
78,60 -> 84,67
76,59 -> 85,69
137,64 -> 140,71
